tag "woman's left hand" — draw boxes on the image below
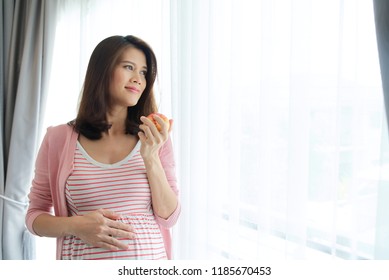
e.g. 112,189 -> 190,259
138,115 -> 173,160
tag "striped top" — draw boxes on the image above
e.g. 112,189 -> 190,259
61,141 -> 167,260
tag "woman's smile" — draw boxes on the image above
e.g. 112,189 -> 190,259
125,85 -> 140,93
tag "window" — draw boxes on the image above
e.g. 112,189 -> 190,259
37,0 -> 387,260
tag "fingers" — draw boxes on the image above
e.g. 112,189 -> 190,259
101,221 -> 136,250
152,114 -> 171,133
139,116 -> 160,140
96,208 -> 135,236
98,235 -> 131,251
139,115 -> 171,137
106,219 -> 136,238
100,219 -> 136,251
139,122 -> 157,141
99,208 -> 121,220
102,211 -> 136,236
95,209 -> 137,250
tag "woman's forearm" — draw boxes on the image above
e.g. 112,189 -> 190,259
144,156 -> 178,219
32,213 -> 77,238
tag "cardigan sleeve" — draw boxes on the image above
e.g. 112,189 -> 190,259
25,128 -> 54,235
154,136 -> 181,229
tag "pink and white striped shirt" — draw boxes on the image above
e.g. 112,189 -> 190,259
62,141 -> 167,260
26,124 -> 180,259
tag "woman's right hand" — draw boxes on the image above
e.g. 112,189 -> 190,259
70,208 -> 136,251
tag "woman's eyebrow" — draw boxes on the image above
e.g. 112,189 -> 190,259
121,60 -> 147,70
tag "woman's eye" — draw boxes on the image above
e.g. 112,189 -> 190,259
140,70 -> 147,76
124,65 -> 134,70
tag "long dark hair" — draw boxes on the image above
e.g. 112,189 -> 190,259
73,35 -> 158,140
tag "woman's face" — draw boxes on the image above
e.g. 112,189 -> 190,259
109,47 -> 147,110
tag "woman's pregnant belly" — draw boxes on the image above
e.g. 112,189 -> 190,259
61,213 -> 167,260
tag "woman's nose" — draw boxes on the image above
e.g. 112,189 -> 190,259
130,74 -> 141,84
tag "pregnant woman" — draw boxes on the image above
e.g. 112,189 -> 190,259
26,35 -> 180,260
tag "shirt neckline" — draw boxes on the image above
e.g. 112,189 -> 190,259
76,140 -> 141,169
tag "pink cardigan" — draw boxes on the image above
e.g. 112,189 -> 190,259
26,123 -> 180,260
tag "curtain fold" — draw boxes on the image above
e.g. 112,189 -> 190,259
0,0 -> 3,261
0,0 -> 58,260
170,0 -> 386,260
372,0 -> 389,260
373,0 -> 389,129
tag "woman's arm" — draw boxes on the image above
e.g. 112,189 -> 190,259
138,115 -> 179,220
143,155 -> 179,219
33,209 -> 136,251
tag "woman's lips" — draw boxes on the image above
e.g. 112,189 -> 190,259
125,86 -> 140,93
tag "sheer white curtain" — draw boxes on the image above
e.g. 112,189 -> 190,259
170,0 -> 387,260
38,0 -> 388,260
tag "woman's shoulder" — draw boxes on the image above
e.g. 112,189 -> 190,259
44,121 -> 77,143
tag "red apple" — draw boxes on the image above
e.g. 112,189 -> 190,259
146,113 -> 170,132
